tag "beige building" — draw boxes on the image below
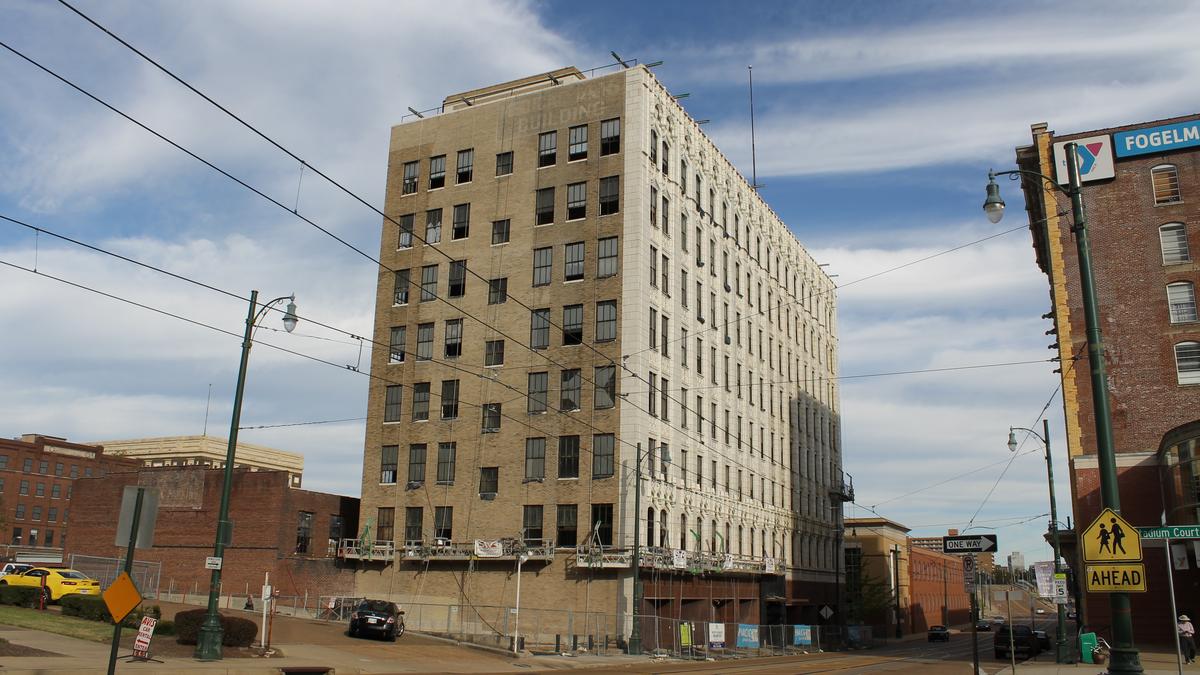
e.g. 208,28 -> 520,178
94,435 -> 304,487
349,64 -> 842,648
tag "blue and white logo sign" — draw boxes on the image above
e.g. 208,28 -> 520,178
735,624 -> 760,648
1053,135 -> 1114,184
1114,120 -> 1200,158
793,625 -> 813,646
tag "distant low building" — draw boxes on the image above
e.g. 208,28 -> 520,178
69,465 -> 358,603
94,435 -> 304,487
0,434 -> 140,562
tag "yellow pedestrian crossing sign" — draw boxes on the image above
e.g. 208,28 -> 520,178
1082,508 -> 1142,563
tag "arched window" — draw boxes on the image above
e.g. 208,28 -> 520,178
711,519 -> 718,552
1160,223 -> 1191,264
1176,342 -> 1200,385
1152,164 -> 1181,205
659,509 -> 669,548
1167,282 -> 1197,323
724,522 -> 731,554
646,508 -> 655,548
679,513 -> 687,550
738,525 -> 744,556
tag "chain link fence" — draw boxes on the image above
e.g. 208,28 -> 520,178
68,554 -> 160,598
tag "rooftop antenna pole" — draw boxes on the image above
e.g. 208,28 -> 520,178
203,383 -> 212,436
749,65 -> 759,191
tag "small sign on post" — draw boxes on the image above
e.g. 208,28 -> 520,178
131,616 -> 159,661
204,556 -> 223,570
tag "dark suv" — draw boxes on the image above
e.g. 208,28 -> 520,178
994,624 -> 1041,659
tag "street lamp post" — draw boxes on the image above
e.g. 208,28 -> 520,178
195,290 -> 298,661
514,552 -> 529,655
1008,419 -> 1067,663
985,142 -> 1142,674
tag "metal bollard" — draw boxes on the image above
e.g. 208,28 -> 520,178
555,634 -> 561,652
588,635 -> 594,651
572,634 -> 578,651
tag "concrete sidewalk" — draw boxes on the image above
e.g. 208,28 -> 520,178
992,649 -> 1189,675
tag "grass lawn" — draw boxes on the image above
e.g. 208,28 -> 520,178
0,605 -> 115,642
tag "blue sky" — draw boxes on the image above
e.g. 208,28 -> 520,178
2,0 -> 1198,565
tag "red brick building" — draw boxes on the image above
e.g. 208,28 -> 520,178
69,466 -> 358,601
908,546 -> 970,632
0,434 -> 140,560
1017,113 -> 1200,645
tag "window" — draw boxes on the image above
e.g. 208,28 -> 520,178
411,383 -> 430,421
393,269 -> 410,305
596,300 -> 617,341
1176,341 -> 1200,384
437,442 -> 457,483
481,403 -> 502,432
1153,165 -> 1182,205
661,140 -> 669,175
397,214 -> 414,248
488,278 -> 508,304
558,435 -> 580,478
402,160 -> 418,194
519,506 -> 543,546
1161,223 -> 1190,264
561,369 -> 582,410
456,149 -> 473,184
295,511 -> 314,553
528,372 -> 548,413
597,236 -> 618,277
661,255 -> 670,294
592,504 -> 613,546
485,339 -> 505,366
593,434 -> 615,478
525,438 -> 546,481
380,445 -> 398,483
569,124 -> 588,161
661,196 -> 670,233
384,386 -> 403,422
496,151 -> 513,176
9,528 -> 18,545
444,319 -> 463,357
650,129 -> 658,164
649,247 -> 658,288
440,379 -> 460,419
492,219 -> 510,244
533,247 -> 553,286
479,467 -> 499,495
404,507 -> 422,543
407,444 -> 426,482
600,118 -> 620,155
50,484 -> 60,498
661,313 -> 669,356
557,505 -> 578,547
14,504 -> 24,519
680,270 -> 688,307
420,264 -> 438,301
565,242 -> 585,281
563,305 -> 584,345
19,480 -> 28,496
448,261 -> 466,297
452,203 -> 470,239
388,326 -> 406,364
648,372 -> 658,416
536,187 -> 555,225
428,155 -> 446,189
377,507 -> 395,542
567,182 -> 587,220
594,365 -> 616,409
425,208 -> 442,243
22,458 -> 31,472
35,483 -> 44,497
680,159 -> 688,192
434,507 -> 452,542
599,176 -> 619,215
48,507 -> 57,521
1168,282 -> 1197,323
531,309 -> 551,349
660,378 -> 670,421
538,131 -> 557,167
416,323 -> 434,360
650,187 -> 657,228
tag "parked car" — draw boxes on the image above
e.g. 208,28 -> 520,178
992,616 -> 1006,624
976,620 -> 992,631
994,624 -> 1041,659
348,599 -> 405,641
928,625 -> 951,642
1033,629 -> 1051,650
0,563 -> 32,577
0,567 -> 100,603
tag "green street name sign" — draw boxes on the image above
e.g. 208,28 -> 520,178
1136,525 -> 1200,540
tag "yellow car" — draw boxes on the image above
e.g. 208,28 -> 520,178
0,567 -> 101,603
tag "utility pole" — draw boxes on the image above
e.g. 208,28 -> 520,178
628,443 -> 643,655
892,546 -> 902,639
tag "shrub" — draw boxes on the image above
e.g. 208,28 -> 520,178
155,620 -> 176,636
0,586 -> 41,607
174,609 -> 257,647
144,605 -> 162,619
61,595 -> 110,621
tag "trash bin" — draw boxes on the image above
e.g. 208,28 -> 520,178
1080,632 -> 1097,664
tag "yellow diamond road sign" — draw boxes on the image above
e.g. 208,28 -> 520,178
102,571 -> 143,624
1082,508 -> 1142,563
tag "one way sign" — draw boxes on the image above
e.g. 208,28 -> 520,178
942,534 -> 998,554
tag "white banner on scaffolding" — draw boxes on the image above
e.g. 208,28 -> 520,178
474,540 -> 503,558
723,554 -> 734,570
672,549 -> 688,569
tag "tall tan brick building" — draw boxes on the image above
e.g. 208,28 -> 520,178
346,64 -> 843,648
1016,113 -> 1200,645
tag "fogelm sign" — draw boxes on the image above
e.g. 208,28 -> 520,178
1114,120 -> 1200,158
